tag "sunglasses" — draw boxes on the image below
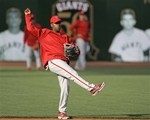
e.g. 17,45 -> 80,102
54,21 -> 61,24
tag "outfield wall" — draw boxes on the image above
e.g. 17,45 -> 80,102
1,61 -> 150,68
0,0 -> 149,61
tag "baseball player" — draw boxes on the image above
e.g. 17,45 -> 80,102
109,8 -> 150,62
0,8 -> 26,61
70,11 -> 91,70
24,15 -> 41,71
24,8 -> 105,119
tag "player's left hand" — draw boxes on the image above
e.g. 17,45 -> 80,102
64,43 -> 80,57
24,8 -> 31,15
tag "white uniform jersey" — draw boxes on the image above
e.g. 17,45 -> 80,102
145,29 -> 150,39
109,28 -> 150,62
0,30 -> 26,61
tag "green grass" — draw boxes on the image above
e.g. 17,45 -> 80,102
0,67 -> 150,118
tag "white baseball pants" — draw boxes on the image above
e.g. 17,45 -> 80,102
75,38 -> 89,70
25,45 -> 41,69
47,59 -> 95,112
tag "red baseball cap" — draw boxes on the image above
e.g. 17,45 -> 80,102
50,16 -> 62,23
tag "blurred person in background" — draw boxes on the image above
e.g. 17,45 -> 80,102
24,15 -> 41,71
70,11 -> 91,70
109,8 -> 150,62
0,7 -> 26,61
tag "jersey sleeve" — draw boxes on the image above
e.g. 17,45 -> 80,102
24,26 -> 28,44
140,31 -> 150,51
25,14 -> 42,39
108,34 -> 123,56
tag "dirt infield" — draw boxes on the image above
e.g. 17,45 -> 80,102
0,118 -> 149,120
1,61 -> 150,68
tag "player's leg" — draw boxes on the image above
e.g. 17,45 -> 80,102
57,75 -> 70,119
75,38 -> 86,70
48,59 -> 99,91
48,59 -> 105,95
33,49 -> 41,70
25,45 -> 32,71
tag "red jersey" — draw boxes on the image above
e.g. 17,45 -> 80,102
25,14 -> 73,67
24,23 -> 42,46
70,20 -> 90,41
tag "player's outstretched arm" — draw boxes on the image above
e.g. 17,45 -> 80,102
24,8 -> 41,38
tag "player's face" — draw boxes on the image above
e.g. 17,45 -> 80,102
51,22 -> 61,33
6,12 -> 22,28
79,15 -> 84,21
120,14 -> 136,30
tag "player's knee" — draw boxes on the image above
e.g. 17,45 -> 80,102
70,70 -> 79,80
66,70 -> 78,80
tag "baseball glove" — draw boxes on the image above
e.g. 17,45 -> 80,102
64,43 -> 80,57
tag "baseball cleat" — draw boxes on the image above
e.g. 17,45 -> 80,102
58,112 -> 70,119
27,67 -> 31,71
37,67 -> 41,71
90,82 -> 105,96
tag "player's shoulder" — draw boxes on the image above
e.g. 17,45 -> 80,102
113,30 -> 124,40
61,33 -> 69,39
145,28 -> 150,34
42,28 -> 50,31
0,30 -> 24,34
0,30 -> 11,39
34,23 -> 42,28
134,28 -> 145,35
19,30 -> 24,34
0,30 -> 8,35
40,28 -> 53,36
